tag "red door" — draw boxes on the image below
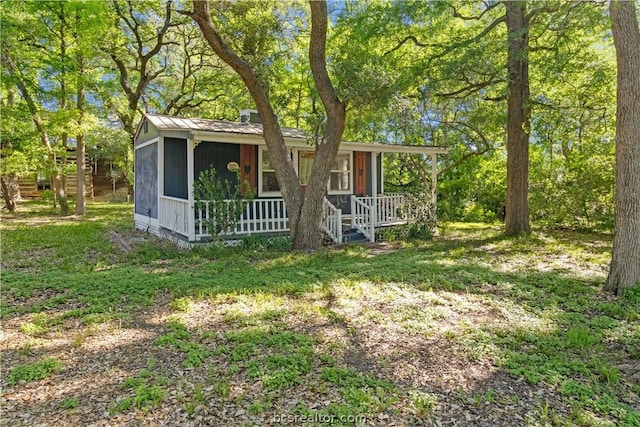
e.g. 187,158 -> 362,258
239,145 -> 256,192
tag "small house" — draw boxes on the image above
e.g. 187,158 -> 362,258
133,112 -> 447,243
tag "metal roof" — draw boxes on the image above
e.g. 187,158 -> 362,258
145,114 -> 307,139
141,114 -> 448,154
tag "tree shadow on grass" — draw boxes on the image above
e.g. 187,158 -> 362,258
4,219 -> 637,425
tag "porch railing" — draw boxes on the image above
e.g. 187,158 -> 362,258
322,198 -> 343,243
160,193 -> 407,243
351,196 -> 375,242
159,196 -> 190,237
354,193 -> 407,225
194,198 -> 289,239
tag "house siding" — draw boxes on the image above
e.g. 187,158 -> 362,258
365,152 -> 382,195
135,119 -> 160,146
134,142 -> 158,218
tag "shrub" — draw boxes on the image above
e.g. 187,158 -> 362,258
193,166 -> 254,238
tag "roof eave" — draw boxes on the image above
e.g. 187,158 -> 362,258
189,130 -> 447,155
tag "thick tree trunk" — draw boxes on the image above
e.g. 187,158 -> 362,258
190,0 -> 345,251
505,0 -> 531,235
1,174 -> 20,212
605,0 -> 640,294
294,0 -> 347,249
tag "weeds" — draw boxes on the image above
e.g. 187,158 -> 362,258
3,202 -> 639,425
8,358 -> 62,385
118,359 -> 169,411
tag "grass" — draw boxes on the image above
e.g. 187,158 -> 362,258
2,201 -> 639,425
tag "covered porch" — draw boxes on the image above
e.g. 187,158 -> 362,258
159,192 -> 416,244
158,148 -> 442,244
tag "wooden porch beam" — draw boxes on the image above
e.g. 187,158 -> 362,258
187,138 -> 196,241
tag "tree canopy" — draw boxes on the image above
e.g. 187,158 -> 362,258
1,0 -> 618,233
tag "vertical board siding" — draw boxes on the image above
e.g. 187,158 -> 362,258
194,142 -> 240,188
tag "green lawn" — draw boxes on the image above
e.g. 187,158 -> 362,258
1,201 -> 638,426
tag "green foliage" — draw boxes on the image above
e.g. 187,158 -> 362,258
170,296 -> 194,312
155,322 -> 210,368
403,191 -> 437,239
409,389 -> 439,418
193,166 -> 254,238
8,358 -> 62,385
62,397 -> 79,410
87,123 -> 133,186
241,234 -> 292,251
221,328 -> 315,391
119,359 -> 169,411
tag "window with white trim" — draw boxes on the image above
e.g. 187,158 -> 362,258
260,149 -> 280,195
329,153 -> 351,193
259,149 -> 352,196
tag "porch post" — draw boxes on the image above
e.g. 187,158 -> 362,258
158,137 -> 164,226
187,138 -> 196,241
379,152 -> 384,194
430,153 -> 438,214
370,151 -> 379,242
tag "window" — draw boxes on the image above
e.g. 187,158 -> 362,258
298,151 -> 314,185
329,153 -> 351,193
37,174 -> 51,191
260,149 -> 280,195
259,149 -> 352,196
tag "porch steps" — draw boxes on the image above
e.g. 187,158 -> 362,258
341,227 -> 367,243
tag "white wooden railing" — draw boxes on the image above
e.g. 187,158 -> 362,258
322,198 -> 343,243
194,198 -> 289,239
160,194 -> 407,243
351,196 -> 375,242
354,193 -> 407,225
159,196 -> 190,236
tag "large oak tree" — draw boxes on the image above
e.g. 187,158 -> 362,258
189,0 -> 346,250
605,0 -> 640,294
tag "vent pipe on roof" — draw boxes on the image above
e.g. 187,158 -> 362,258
240,109 -> 262,124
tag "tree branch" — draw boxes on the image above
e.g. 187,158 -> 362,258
449,1 -> 501,21
384,35 -> 431,56
308,0 -> 345,119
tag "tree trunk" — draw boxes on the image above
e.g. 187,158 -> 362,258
190,0 -> 345,251
605,0 -> 640,294
292,0 -> 347,250
1,174 -> 20,212
75,134 -> 86,215
52,170 -> 69,216
75,9 -> 86,216
504,0 -> 531,235
57,4 -> 69,216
